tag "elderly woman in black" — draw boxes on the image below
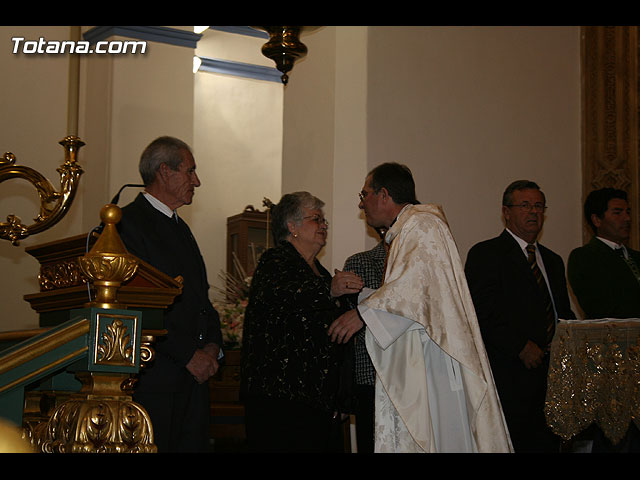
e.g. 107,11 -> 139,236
240,191 -> 363,452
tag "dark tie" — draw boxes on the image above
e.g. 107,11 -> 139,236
526,244 -> 555,346
616,247 -> 640,284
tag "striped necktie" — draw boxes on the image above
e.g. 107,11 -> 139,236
526,244 -> 555,346
616,247 -> 640,284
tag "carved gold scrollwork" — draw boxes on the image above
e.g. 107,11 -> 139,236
32,397 -> 155,453
96,319 -> 134,366
40,260 -> 86,290
0,136 -> 84,246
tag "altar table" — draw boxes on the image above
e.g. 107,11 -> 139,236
545,318 -> 640,444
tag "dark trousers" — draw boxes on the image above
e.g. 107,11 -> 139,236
244,396 -> 343,453
134,381 -> 211,453
494,358 -> 561,453
354,384 -> 375,453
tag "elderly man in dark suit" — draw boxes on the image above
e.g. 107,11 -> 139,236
464,180 -> 575,453
118,136 -> 223,453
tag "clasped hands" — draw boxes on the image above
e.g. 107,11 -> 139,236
186,343 -> 220,384
519,340 -> 547,369
328,269 -> 365,344
331,269 -> 363,297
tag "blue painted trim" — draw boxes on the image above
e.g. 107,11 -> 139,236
208,26 -> 269,39
83,26 -> 202,48
198,56 -> 282,84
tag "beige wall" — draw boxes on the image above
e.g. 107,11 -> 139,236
283,26 -> 582,278
81,28 -> 196,221
193,29 -> 283,295
0,26 -> 78,330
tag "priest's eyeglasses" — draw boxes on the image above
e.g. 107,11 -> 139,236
303,215 -> 329,226
506,202 -> 547,212
359,189 -> 377,202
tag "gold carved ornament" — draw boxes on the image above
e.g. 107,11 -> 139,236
30,396 -> 155,453
26,204 -> 158,453
0,136 -> 84,246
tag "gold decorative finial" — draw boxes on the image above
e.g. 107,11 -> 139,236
79,204 -> 138,309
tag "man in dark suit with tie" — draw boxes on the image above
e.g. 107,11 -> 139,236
118,136 -> 223,452
464,180 -> 575,453
567,187 -> 640,452
568,187 -> 640,319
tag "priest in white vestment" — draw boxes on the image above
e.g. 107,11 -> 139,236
329,163 -> 512,453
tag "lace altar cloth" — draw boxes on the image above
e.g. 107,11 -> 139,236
545,318 -> 640,444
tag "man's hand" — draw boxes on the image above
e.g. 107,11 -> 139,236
186,348 -> 219,384
331,269 -> 364,297
518,340 -> 545,369
203,342 -> 221,363
328,309 -> 364,344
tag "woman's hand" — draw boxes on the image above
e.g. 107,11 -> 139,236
331,269 -> 364,297
328,309 -> 364,344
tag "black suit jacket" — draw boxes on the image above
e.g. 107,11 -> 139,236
464,230 -> 575,405
568,237 -> 640,319
118,193 -> 222,393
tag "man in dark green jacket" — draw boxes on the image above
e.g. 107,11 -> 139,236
568,188 -> 640,320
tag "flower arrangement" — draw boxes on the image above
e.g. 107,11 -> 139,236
213,298 -> 247,349
214,199 -> 272,350
212,252 -> 253,350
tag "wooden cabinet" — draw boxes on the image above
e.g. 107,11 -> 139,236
209,350 -> 245,442
226,206 -> 270,278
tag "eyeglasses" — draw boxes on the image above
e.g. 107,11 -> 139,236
506,203 -> 547,212
303,215 -> 329,226
358,189 -> 377,202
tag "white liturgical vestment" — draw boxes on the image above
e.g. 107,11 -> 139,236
359,204 -> 512,453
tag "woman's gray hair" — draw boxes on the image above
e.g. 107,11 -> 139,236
139,136 -> 192,186
271,191 -> 325,244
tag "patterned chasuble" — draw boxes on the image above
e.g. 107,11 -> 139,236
360,204 -> 513,453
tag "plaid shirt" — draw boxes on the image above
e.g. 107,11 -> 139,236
343,241 -> 386,385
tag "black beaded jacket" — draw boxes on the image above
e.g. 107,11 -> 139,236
240,241 -> 346,413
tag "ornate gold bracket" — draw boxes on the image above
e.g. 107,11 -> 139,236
0,135 -> 84,246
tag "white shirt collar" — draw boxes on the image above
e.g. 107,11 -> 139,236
596,236 -> 627,256
143,192 -> 177,219
506,228 -> 537,252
